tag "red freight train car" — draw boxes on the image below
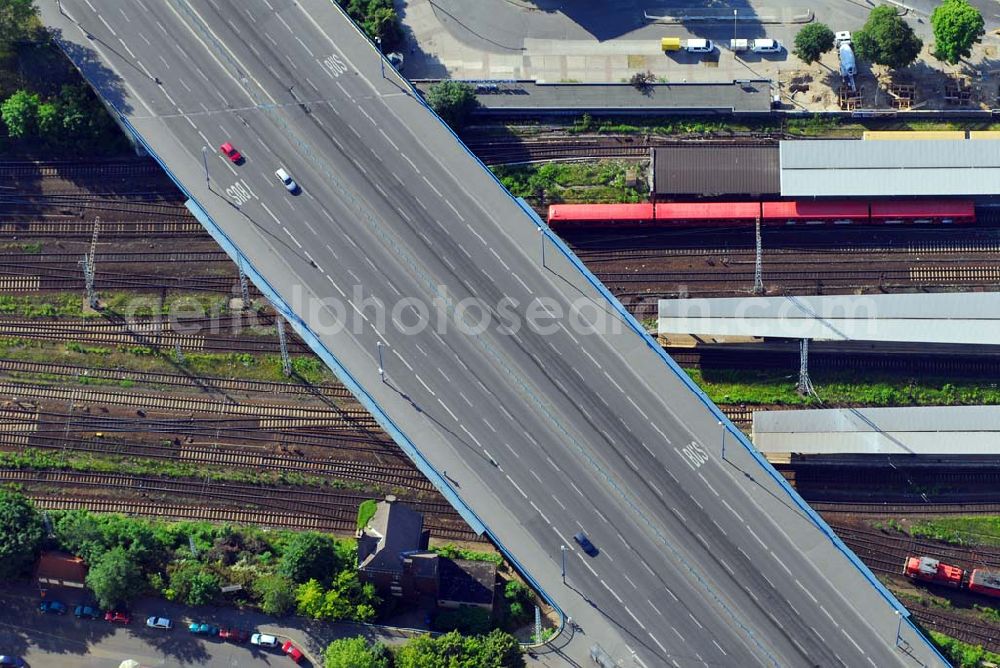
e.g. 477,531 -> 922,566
546,203 -> 654,229
969,569 -> 1000,599
904,556 -> 965,588
869,199 -> 975,224
761,200 -> 870,225
546,199 -> 977,230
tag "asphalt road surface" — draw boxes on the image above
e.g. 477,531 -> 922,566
41,1 -> 947,666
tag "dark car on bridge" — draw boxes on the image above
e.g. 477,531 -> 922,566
574,532 -> 599,557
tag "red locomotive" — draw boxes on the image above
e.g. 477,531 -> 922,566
546,199 -> 977,230
903,555 -> 1000,600
903,556 -> 965,588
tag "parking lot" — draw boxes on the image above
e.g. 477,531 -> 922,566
0,585 -> 316,667
399,0 -> 1000,110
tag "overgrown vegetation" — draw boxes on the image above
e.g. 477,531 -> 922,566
427,81 -> 479,130
0,490 -> 381,619
0,447 -> 378,493
0,1 -> 127,155
337,0 -> 403,51
928,630 -> 1000,668
907,517 -> 1000,548
323,631 -> 524,668
430,543 -> 503,566
686,367 -> 1000,408
0,337 -> 336,385
491,160 -> 647,205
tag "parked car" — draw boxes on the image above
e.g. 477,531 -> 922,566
274,167 -> 298,193
189,622 -> 220,636
219,627 -> 251,643
219,142 -> 244,164
282,641 -> 304,664
683,38 -> 714,53
574,531 -> 599,557
0,657 -> 25,667
251,633 -> 279,648
104,610 -> 130,624
74,605 -> 100,619
146,616 -> 172,630
750,38 -> 782,53
38,601 -> 66,615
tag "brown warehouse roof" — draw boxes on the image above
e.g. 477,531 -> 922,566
652,144 -> 780,198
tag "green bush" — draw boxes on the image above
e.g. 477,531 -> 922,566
323,636 -> 391,668
434,605 -> 493,634
0,489 -> 44,580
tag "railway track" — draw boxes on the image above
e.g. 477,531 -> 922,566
2,250 -> 231,265
0,160 -> 166,179
0,468 -> 460,522
0,430 -> 432,491
910,609 -> 1000,653
0,219 -> 205,236
0,358 -> 352,399
830,523 -> 1000,571
26,494 -> 481,541
669,348 -> 1000,377
817,501 -> 1000,516
0,266 -> 239,293
464,136 -> 778,165
0,381 -> 377,428
0,318 -> 313,354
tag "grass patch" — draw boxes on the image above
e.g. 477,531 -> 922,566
430,543 -> 503,566
0,292 -> 230,319
490,160 -> 647,205
927,630 -> 1000,668
908,517 -> 1000,548
0,337 -> 337,386
686,367 -> 1000,407
356,499 -> 377,531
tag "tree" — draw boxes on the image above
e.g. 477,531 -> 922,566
323,636 -> 390,668
0,0 -> 37,52
166,562 -> 221,606
253,573 -> 296,616
86,546 -> 145,608
629,70 -> 656,92
854,6 -> 923,70
1,90 -> 40,138
278,532 -> 340,585
931,0 -> 984,64
0,490 -> 44,581
426,81 -> 478,130
53,510 -> 107,564
394,630 -> 525,668
793,23 -> 836,64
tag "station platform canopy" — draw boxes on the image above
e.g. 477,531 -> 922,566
753,405 -> 1000,455
779,139 -> 1000,197
657,292 -> 1000,346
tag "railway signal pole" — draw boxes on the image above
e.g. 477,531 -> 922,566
276,316 -> 292,376
796,339 -> 814,395
236,258 -> 251,311
81,217 -> 101,310
753,217 -> 764,295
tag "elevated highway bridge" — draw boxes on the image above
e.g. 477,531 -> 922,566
40,1 -> 949,665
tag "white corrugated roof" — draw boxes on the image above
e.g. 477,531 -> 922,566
753,406 -> 1000,455
657,292 -> 1000,345
779,139 -> 1000,196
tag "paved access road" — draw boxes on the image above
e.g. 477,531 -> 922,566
41,1 -> 946,666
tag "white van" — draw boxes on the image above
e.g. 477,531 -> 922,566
684,39 -> 714,53
750,38 -> 782,53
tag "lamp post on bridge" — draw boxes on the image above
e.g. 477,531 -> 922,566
376,340 -> 385,383
560,544 -> 567,582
